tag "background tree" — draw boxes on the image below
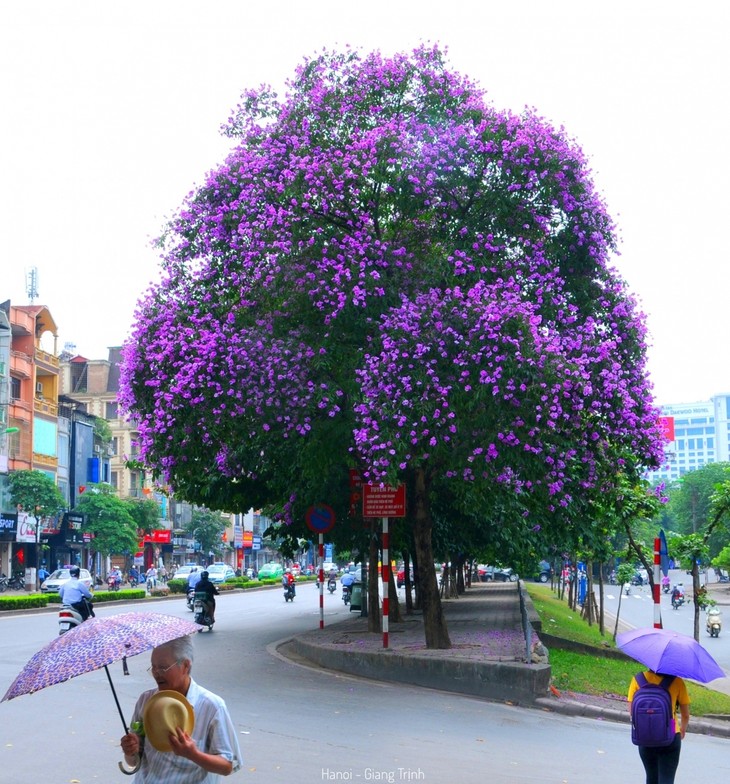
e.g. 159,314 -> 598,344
74,485 -> 138,566
613,562 -> 636,640
9,469 -> 66,589
126,497 -> 162,535
186,508 -> 227,562
120,46 -> 664,649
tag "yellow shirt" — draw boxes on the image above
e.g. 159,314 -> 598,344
628,671 -> 690,734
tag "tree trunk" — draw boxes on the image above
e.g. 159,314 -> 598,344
412,468 -> 451,649
598,564 -> 605,636
367,534 -> 381,633
692,562 -> 700,642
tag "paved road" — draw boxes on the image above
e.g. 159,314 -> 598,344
2,584 -> 730,783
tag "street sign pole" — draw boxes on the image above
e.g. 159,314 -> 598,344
382,517 -> 389,648
318,533 -> 324,629
305,504 -> 336,629
653,536 -> 662,629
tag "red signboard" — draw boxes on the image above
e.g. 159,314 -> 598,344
658,416 -> 675,442
362,484 -> 406,518
141,530 -> 172,544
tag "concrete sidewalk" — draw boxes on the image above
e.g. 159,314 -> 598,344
280,581 -> 730,739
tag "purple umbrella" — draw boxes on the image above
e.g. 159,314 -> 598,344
617,627 -> 725,683
2,612 -> 201,733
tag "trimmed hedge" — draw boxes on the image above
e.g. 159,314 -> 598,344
0,593 -> 49,611
44,589 -> 148,604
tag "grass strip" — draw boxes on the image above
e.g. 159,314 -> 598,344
526,583 -> 730,716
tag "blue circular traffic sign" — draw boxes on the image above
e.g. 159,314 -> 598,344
305,504 -> 336,534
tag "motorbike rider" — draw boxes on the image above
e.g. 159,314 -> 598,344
282,568 -> 296,597
671,584 -> 684,606
108,566 -> 122,588
128,565 -> 140,586
187,566 -> 201,590
59,566 -> 94,621
195,570 -> 219,623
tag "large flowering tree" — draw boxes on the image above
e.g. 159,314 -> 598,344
120,46 -> 664,648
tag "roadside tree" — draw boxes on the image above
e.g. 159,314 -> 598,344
120,46 -> 665,648
74,485 -> 138,566
8,469 -> 66,589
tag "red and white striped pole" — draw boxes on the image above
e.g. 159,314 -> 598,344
318,534 -> 324,629
653,537 -> 662,629
382,517 -> 389,648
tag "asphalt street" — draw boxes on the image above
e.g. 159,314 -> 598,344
1,584 -> 730,783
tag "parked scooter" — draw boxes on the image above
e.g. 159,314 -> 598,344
58,598 -> 94,635
193,592 -> 214,631
707,608 -> 722,637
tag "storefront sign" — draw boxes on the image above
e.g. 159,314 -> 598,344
0,512 -> 17,541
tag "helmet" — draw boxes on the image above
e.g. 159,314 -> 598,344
70,567 -> 80,578
200,571 -> 209,580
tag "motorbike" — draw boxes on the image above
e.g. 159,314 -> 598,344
671,587 -> 685,609
107,575 -> 121,592
186,587 -> 196,611
327,577 -> 337,594
342,584 -> 352,605
0,574 -> 8,592
58,598 -> 94,635
661,577 -> 671,594
193,593 -> 214,631
7,573 -> 25,590
283,581 -> 296,602
707,609 -> 722,638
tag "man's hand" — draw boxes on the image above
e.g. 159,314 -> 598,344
168,727 -> 197,759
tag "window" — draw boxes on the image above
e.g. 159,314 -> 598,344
112,437 -> 119,455
11,377 -> 21,399
110,471 -> 118,490
106,401 -> 118,419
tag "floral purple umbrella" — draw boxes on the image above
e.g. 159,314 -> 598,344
2,612 -> 201,732
617,627 -> 725,683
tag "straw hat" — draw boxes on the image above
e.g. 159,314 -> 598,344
142,690 -> 195,752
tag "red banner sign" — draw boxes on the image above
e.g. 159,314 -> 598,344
362,484 -> 406,518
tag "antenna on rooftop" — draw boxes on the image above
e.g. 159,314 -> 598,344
25,267 -> 39,304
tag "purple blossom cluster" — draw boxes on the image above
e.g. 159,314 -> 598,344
119,45 -> 664,509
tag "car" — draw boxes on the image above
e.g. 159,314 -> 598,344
535,560 -> 552,583
475,565 -> 494,582
40,568 -> 93,593
492,567 -> 519,582
322,562 -> 337,574
206,564 -> 236,584
258,562 -> 284,579
396,566 -> 414,588
173,565 -> 199,580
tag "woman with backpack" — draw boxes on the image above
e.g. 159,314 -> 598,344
627,670 -> 691,784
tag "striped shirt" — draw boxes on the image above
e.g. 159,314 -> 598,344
131,679 -> 242,783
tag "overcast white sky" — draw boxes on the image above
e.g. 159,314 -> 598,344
1,1 -> 727,406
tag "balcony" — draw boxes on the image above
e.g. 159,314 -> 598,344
10,350 -> 33,378
33,452 -> 58,469
34,398 -> 58,417
35,347 -> 60,370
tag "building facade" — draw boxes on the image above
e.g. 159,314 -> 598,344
646,393 -> 730,484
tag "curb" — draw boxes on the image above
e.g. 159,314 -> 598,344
534,697 -> 730,738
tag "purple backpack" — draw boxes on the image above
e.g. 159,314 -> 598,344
631,672 -> 677,747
